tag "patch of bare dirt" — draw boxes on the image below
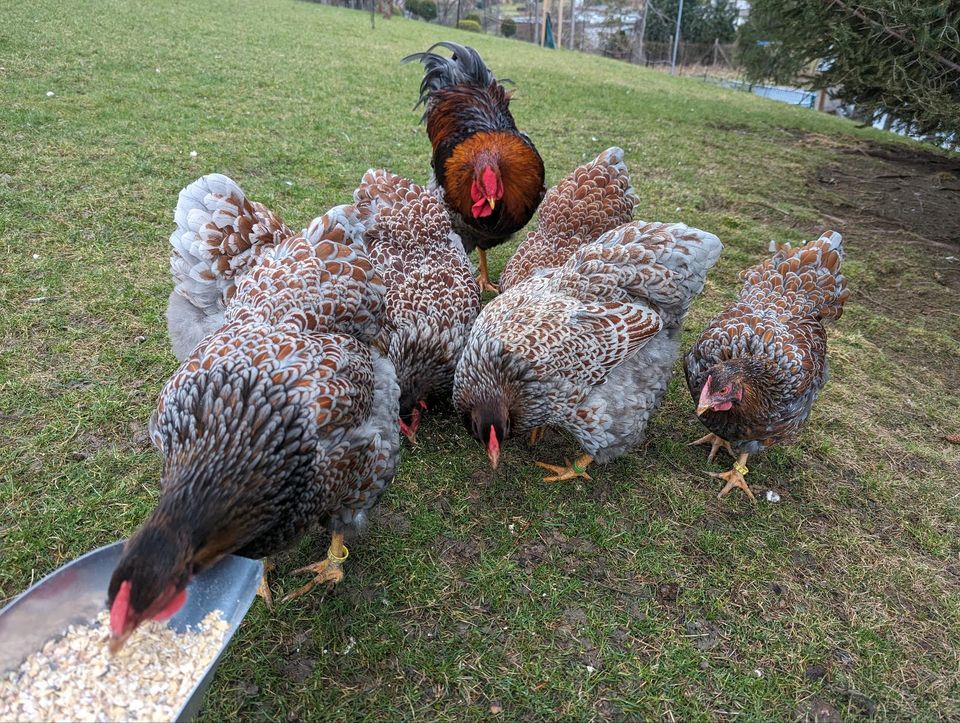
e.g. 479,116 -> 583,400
797,696 -> 843,722
811,143 -> 960,247
804,139 -> 960,390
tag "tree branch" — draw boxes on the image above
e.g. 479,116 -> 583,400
828,0 -> 960,76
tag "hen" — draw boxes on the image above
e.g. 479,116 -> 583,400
454,221 -> 722,481
403,41 -> 546,292
166,174 -> 295,361
107,206 -> 400,651
499,147 -> 637,292
684,231 -> 849,500
353,169 -> 481,443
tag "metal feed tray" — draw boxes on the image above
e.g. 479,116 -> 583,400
0,540 -> 262,721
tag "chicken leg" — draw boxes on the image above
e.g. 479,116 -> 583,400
257,559 -> 275,610
476,250 -> 499,294
281,532 -> 349,601
529,426 -> 546,446
689,432 -> 734,462
709,453 -> 755,501
535,454 -> 593,483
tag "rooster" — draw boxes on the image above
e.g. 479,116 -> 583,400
107,205 -> 400,651
454,221 -> 722,481
684,231 -> 849,500
403,41 -> 546,293
499,147 -> 637,292
353,169 -> 481,443
166,174 -> 295,361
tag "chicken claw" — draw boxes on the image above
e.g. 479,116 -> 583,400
535,454 -> 593,483
477,274 -> 499,294
688,432 -> 733,462
476,250 -> 499,294
709,454 -> 755,501
281,532 -> 348,601
257,559 -> 276,610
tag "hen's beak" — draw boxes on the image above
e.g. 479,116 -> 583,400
399,419 -> 417,445
108,630 -> 133,655
486,197 -> 496,210
696,403 -> 711,416
487,425 -> 500,469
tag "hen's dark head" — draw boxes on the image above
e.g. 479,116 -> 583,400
463,397 -> 511,469
696,362 -> 749,415
107,524 -> 193,653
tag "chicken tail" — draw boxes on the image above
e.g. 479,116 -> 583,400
303,203 -> 368,253
401,41 -> 498,112
353,168 -> 463,252
499,146 -> 637,291
353,169 -> 417,226
745,230 -> 848,322
228,206 -> 386,345
565,221 -> 723,328
170,174 -> 293,316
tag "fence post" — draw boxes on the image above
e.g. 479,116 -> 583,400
540,0 -> 549,45
670,0 -> 684,75
557,0 -> 563,47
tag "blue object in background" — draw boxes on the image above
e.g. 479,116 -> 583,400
543,12 -> 555,48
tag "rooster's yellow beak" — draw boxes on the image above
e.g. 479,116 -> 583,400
487,197 -> 496,210
696,404 -> 711,416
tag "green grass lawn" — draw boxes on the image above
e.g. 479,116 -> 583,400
2,0 -> 959,719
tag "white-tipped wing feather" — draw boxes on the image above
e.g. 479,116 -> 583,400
167,174 -> 295,360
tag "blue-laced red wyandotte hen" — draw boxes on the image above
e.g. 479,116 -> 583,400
402,41 -> 546,293
353,169 -> 481,443
683,231 -> 849,501
106,204 -> 401,652
453,221 -> 722,482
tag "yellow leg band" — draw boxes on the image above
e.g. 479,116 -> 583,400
328,544 -> 349,564
733,461 -> 749,476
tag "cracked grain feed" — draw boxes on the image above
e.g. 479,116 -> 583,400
0,610 -> 229,722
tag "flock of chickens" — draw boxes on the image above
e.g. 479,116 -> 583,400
105,42 -> 849,649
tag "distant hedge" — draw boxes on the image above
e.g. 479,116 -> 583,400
457,18 -> 482,32
406,0 -> 436,20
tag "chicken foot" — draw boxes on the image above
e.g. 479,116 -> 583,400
689,432 -> 734,462
281,532 -> 349,602
535,454 -> 593,483
476,250 -> 499,294
257,559 -> 276,610
709,453 -> 755,501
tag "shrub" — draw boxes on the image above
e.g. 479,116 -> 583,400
406,0 -> 436,20
500,16 -> 516,37
464,12 -> 481,24
457,18 -> 482,32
